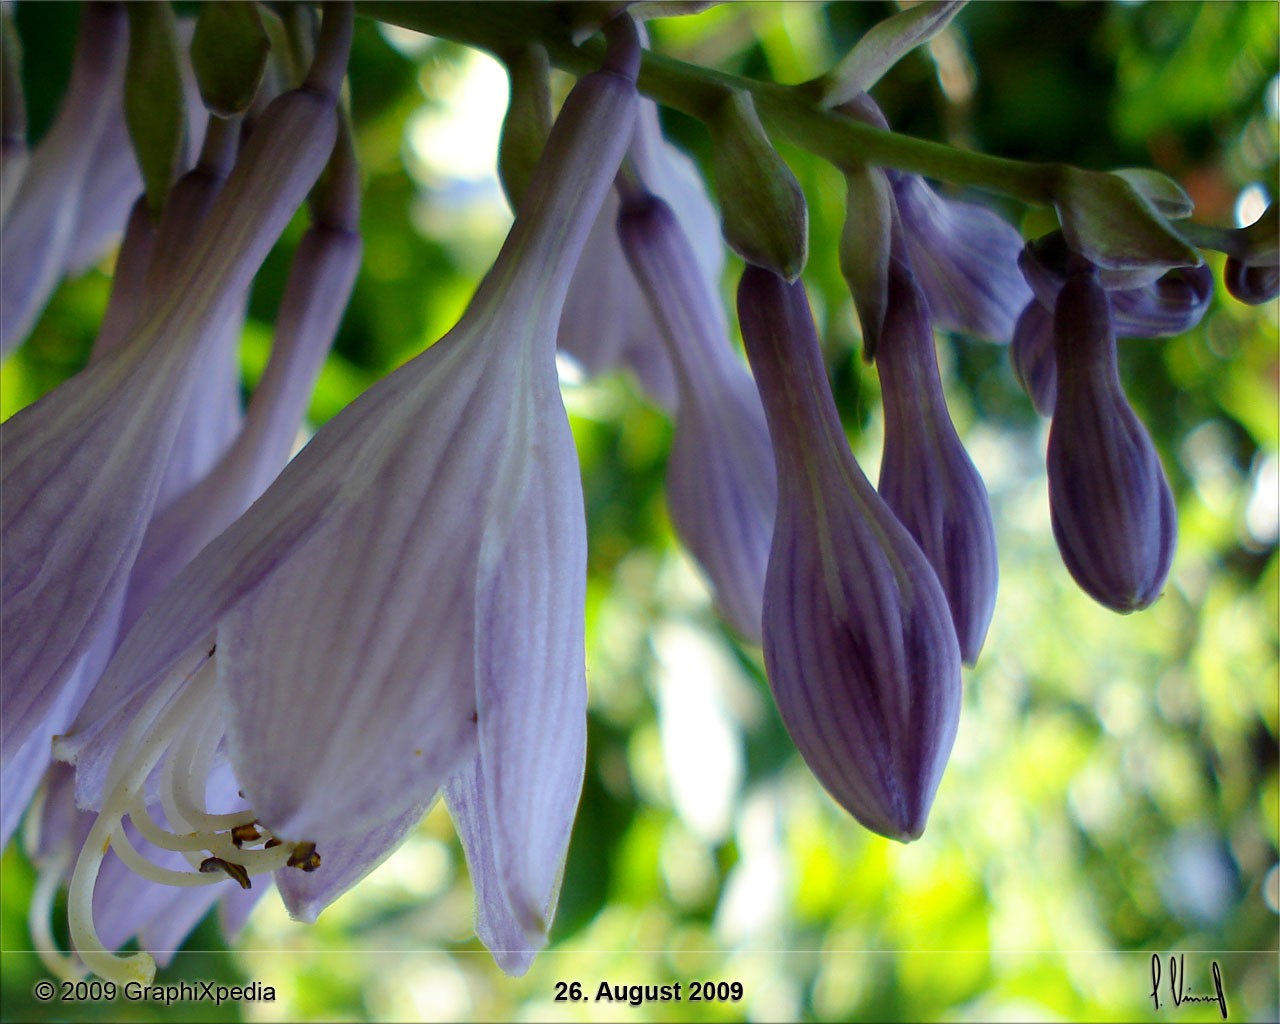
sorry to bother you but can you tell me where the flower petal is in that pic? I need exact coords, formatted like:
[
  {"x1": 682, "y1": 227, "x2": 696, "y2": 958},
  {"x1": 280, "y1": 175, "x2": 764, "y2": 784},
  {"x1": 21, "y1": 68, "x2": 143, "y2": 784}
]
[{"x1": 895, "y1": 174, "x2": 1031, "y2": 342}]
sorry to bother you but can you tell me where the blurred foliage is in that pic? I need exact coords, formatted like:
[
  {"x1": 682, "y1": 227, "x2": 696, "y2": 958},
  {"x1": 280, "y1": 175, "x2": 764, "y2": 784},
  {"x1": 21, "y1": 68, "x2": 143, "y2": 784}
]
[{"x1": 1, "y1": 2, "x2": 1277, "y2": 1022}]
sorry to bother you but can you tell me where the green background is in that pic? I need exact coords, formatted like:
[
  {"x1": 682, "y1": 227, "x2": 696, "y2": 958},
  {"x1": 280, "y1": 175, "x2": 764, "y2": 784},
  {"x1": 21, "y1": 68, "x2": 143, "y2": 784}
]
[{"x1": 1, "y1": 2, "x2": 1276, "y2": 1021}]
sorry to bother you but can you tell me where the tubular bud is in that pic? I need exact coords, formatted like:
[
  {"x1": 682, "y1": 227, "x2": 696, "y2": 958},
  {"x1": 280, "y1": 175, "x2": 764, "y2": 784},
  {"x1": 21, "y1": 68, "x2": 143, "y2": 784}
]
[
  {"x1": 1046, "y1": 269, "x2": 1177, "y2": 612},
  {"x1": 738, "y1": 266, "x2": 961, "y2": 841}
]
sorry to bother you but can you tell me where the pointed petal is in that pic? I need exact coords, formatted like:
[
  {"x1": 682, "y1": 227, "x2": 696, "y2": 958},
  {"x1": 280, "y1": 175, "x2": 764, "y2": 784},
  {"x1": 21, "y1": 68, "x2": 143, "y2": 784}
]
[
  {"x1": 895, "y1": 175, "x2": 1031, "y2": 342},
  {"x1": 471, "y1": 373, "x2": 587, "y2": 939},
  {"x1": 444, "y1": 757, "x2": 542, "y2": 977},
  {"x1": 0, "y1": 3, "x2": 126, "y2": 354},
  {"x1": 276, "y1": 796, "x2": 431, "y2": 924}
]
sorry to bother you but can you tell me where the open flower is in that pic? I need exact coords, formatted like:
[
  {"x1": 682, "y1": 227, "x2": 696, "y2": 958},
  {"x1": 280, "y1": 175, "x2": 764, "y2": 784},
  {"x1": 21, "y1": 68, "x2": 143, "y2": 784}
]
[
  {"x1": 618, "y1": 190, "x2": 776, "y2": 641},
  {"x1": 0, "y1": 3, "x2": 126, "y2": 354},
  {"x1": 837, "y1": 92, "x2": 1030, "y2": 351},
  {"x1": 1047, "y1": 266, "x2": 1177, "y2": 611},
  {"x1": 738, "y1": 266, "x2": 961, "y2": 841},
  {"x1": 876, "y1": 260, "x2": 998, "y2": 665},
  {"x1": 0, "y1": 40, "x2": 344, "y2": 800},
  {"x1": 56, "y1": 25, "x2": 640, "y2": 983}
]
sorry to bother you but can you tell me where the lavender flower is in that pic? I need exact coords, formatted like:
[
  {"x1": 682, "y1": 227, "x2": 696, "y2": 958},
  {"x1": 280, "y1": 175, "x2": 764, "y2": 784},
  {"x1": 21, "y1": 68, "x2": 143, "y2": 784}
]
[
  {"x1": 876, "y1": 261, "x2": 998, "y2": 664},
  {"x1": 838, "y1": 93, "x2": 1030, "y2": 349},
  {"x1": 1020, "y1": 231, "x2": 1213, "y2": 339},
  {"x1": 0, "y1": 3, "x2": 126, "y2": 354},
  {"x1": 738, "y1": 266, "x2": 961, "y2": 841},
  {"x1": 559, "y1": 95, "x2": 723, "y2": 408},
  {"x1": 55, "y1": 24, "x2": 639, "y2": 982},
  {"x1": 1, "y1": 9, "x2": 349, "y2": 831},
  {"x1": 619, "y1": 191, "x2": 776, "y2": 642},
  {"x1": 1047, "y1": 267, "x2": 1177, "y2": 612}
]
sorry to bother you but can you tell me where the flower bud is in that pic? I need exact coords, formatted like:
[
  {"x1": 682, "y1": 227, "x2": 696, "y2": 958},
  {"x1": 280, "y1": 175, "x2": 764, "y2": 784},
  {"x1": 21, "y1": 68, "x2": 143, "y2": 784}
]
[
  {"x1": 738, "y1": 266, "x2": 961, "y2": 841},
  {"x1": 190, "y1": 0, "x2": 271, "y2": 117},
  {"x1": 1047, "y1": 269, "x2": 1176, "y2": 612},
  {"x1": 1223, "y1": 256, "x2": 1279, "y2": 306},
  {"x1": 706, "y1": 88, "x2": 807, "y2": 280},
  {"x1": 876, "y1": 262, "x2": 998, "y2": 664}
]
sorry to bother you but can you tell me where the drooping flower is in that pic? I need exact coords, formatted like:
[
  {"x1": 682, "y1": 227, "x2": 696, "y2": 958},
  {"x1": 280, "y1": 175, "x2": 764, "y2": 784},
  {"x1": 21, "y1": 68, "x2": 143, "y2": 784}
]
[
  {"x1": 559, "y1": 92, "x2": 723, "y2": 408},
  {"x1": 618, "y1": 189, "x2": 776, "y2": 642},
  {"x1": 0, "y1": 2, "x2": 127, "y2": 354},
  {"x1": 1, "y1": 8, "x2": 348, "y2": 823},
  {"x1": 1046, "y1": 266, "x2": 1177, "y2": 612},
  {"x1": 837, "y1": 92, "x2": 1031, "y2": 352},
  {"x1": 737, "y1": 266, "x2": 962, "y2": 841},
  {"x1": 56, "y1": 21, "x2": 640, "y2": 983},
  {"x1": 1020, "y1": 230, "x2": 1213, "y2": 339},
  {"x1": 875, "y1": 260, "x2": 998, "y2": 664}
]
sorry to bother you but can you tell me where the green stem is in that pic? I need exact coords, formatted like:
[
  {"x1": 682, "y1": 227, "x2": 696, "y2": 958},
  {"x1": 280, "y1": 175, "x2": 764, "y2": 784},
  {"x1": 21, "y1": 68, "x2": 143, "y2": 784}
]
[{"x1": 358, "y1": 1, "x2": 1054, "y2": 204}]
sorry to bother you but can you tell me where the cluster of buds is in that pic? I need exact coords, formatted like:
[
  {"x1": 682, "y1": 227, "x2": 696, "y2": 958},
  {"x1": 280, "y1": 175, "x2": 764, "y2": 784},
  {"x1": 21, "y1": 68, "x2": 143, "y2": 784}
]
[{"x1": 0, "y1": 0, "x2": 1273, "y2": 986}]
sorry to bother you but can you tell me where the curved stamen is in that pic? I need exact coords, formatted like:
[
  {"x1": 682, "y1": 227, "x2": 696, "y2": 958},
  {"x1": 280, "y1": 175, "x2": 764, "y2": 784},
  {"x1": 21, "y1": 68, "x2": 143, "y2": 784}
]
[
  {"x1": 68, "y1": 649, "x2": 320, "y2": 983},
  {"x1": 30, "y1": 844, "x2": 87, "y2": 982}
]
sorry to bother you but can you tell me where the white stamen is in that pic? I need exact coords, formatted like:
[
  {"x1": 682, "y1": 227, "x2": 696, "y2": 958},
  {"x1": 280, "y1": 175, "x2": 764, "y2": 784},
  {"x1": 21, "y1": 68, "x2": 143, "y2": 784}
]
[
  {"x1": 30, "y1": 844, "x2": 87, "y2": 981},
  {"x1": 67, "y1": 649, "x2": 314, "y2": 983}
]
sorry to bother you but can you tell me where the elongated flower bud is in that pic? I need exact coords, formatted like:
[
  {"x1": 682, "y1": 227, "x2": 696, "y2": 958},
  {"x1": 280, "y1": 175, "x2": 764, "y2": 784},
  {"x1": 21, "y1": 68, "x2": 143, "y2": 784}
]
[
  {"x1": 738, "y1": 266, "x2": 961, "y2": 841},
  {"x1": 1047, "y1": 269, "x2": 1176, "y2": 612},
  {"x1": 619, "y1": 192, "x2": 776, "y2": 642},
  {"x1": 839, "y1": 161, "x2": 894, "y2": 358},
  {"x1": 876, "y1": 261, "x2": 998, "y2": 664}
]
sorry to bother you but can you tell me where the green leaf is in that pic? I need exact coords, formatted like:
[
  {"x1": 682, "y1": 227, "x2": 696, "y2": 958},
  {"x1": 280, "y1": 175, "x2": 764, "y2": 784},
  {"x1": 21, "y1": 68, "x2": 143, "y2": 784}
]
[
  {"x1": 190, "y1": 0, "x2": 271, "y2": 117},
  {"x1": 124, "y1": 1, "x2": 185, "y2": 216}
]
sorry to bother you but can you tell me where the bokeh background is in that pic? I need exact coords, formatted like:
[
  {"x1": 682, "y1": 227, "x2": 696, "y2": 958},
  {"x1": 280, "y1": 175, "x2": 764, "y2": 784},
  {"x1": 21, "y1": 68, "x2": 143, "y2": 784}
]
[{"x1": 1, "y1": 2, "x2": 1277, "y2": 1021}]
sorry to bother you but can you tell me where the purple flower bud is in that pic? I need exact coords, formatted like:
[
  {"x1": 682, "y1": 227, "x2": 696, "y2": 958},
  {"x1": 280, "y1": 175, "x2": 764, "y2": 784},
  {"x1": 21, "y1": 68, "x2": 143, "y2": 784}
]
[
  {"x1": 1010, "y1": 299, "x2": 1057, "y2": 417},
  {"x1": 738, "y1": 266, "x2": 961, "y2": 842},
  {"x1": 619, "y1": 193, "x2": 776, "y2": 642},
  {"x1": 1047, "y1": 269, "x2": 1177, "y2": 612},
  {"x1": 1224, "y1": 255, "x2": 1280, "y2": 306},
  {"x1": 559, "y1": 96, "x2": 723, "y2": 409},
  {"x1": 876, "y1": 262, "x2": 998, "y2": 665}
]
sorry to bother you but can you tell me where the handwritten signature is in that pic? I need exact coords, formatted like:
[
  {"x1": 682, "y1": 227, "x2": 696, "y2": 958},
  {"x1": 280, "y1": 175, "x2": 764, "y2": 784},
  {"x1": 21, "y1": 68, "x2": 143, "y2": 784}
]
[{"x1": 1150, "y1": 954, "x2": 1228, "y2": 1019}]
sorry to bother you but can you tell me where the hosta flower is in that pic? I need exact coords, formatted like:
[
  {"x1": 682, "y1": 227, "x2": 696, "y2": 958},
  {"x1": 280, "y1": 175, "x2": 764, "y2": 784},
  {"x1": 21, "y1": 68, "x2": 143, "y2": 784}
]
[
  {"x1": 876, "y1": 260, "x2": 998, "y2": 664},
  {"x1": 0, "y1": 2, "x2": 126, "y2": 354},
  {"x1": 618, "y1": 190, "x2": 776, "y2": 642},
  {"x1": 1, "y1": 13, "x2": 347, "y2": 827},
  {"x1": 893, "y1": 173, "x2": 1031, "y2": 343},
  {"x1": 559, "y1": 94, "x2": 723, "y2": 408},
  {"x1": 1020, "y1": 231, "x2": 1213, "y2": 339},
  {"x1": 1047, "y1": 267, "x2": 1176, "y2": 611},
  {"x1": 55, "y1": 27, "x2": 639, "y2": 983},
  {"x1": 737, "y1": 266, "x2": 961, "y2": 841},
  {"x1": 838, "y1": 93, "x2": 1031, "y2": 349},
  {"x1": 1224, "y1": 256, "x2": 1280, "y2": 306}
]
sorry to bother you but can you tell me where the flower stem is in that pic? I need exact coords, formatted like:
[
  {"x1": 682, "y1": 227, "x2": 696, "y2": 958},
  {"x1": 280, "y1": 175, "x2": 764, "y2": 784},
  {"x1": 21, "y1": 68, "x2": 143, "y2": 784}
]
[{"x1": 357, "y1": 1, "x2": 1054, "y2": 205}]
